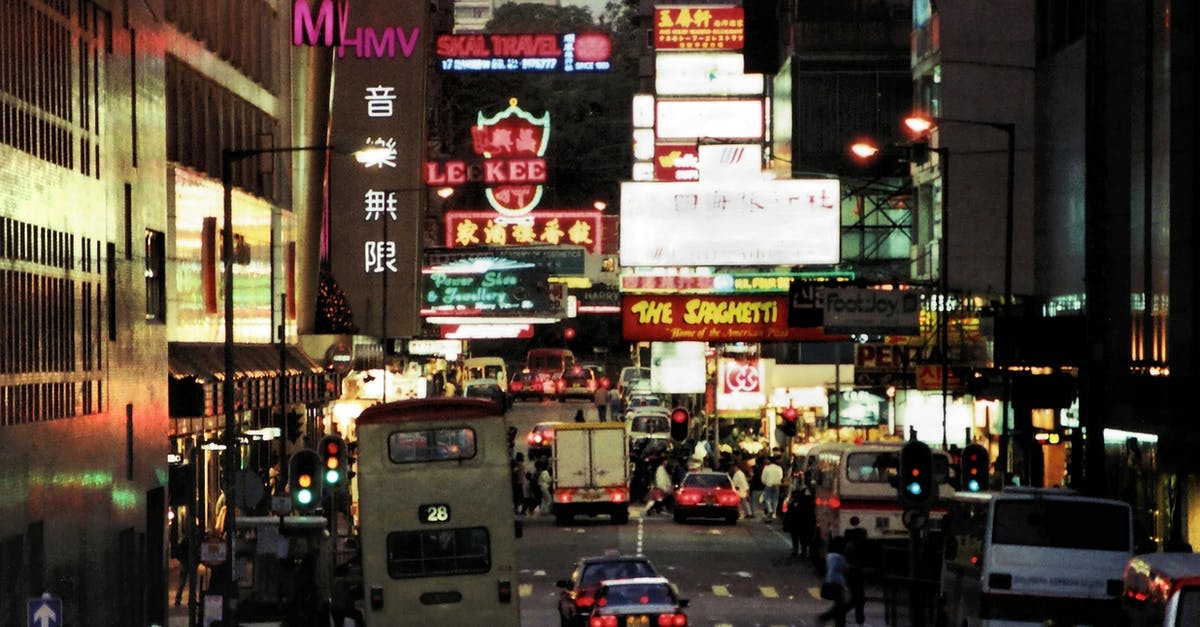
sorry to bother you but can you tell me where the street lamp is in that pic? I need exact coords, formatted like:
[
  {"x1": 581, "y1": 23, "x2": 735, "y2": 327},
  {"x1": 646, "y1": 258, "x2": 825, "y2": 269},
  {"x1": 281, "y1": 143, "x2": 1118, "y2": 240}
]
[
  {"x1": 220, "y1": 143, "x2": 368, "y2": 619},
  {"x1": 849, "y1": 138, "x2": 951, "y2": 449},
  {"x1": 905, "y1": 113, "x2": 1016, "y2": 474}
]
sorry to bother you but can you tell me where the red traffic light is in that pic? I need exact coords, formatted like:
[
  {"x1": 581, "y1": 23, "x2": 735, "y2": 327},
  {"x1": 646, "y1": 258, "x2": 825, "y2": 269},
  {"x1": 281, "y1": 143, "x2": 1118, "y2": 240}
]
[{"x1": 671, "y1": 408, "x2": 689, "y2": 423}]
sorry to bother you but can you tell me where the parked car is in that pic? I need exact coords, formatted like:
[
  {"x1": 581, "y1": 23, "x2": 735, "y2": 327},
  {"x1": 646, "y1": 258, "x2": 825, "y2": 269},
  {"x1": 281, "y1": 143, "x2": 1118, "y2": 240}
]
[
  {"x1": 589, "y1": 577, "x2": 689, "y2": 627},
  {"x1": 673, "y1": 471, "x2": 741, "y2": 524},
  {"x1": 556, "y1": 551, "x2": 660, "y2": 627},
  {"x1": 556, "y1": 365, "x2": 599, "y2": 401}
]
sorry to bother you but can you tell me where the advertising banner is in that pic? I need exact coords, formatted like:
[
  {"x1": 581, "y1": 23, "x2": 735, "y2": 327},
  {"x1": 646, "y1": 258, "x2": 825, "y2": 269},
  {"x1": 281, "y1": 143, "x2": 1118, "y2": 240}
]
[
  {"x1": 820, "y1": 287, "x2": 922, "y2": 335},
  {"x1": 620, "y1": 180, "x2": 840, "y2": 266},
  {"x1": 622, "y1": 294, "x2": 844, "y2": 342},
  {"x1": 420, "y1": 261, "x2": 553, "y2": 317},
  {"x1": 715, "y1": 357, "x2": 765, "y2": 414},
  {"x1": 435, "y1": 32, "x2": 611, "y2": 72},
  {"x1": 653, "y1": 6, "x2": 744, "y2": 51},
  {"x1": 445, "y1": 210, "x2": 604, "y2": 254}
]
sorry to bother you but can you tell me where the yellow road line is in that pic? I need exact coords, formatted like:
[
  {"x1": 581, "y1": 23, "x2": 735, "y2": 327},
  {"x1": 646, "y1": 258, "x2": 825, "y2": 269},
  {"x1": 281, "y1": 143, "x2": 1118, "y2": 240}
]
[
  {"x1": 712, "y1": 584, "x2": 731, "y2": 597},
  {"x1": 759, "y1": 586, "x2": 779, "y2": 598},
  {"x1": 518, "y1": 583, "x2": 533, "y2": 597}
]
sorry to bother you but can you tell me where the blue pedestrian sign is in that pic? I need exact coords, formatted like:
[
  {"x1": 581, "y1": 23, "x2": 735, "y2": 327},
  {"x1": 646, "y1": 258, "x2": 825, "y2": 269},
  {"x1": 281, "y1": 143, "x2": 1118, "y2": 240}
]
[{"x1": 28, "y1": 593, "x2": 61, "y2": 627}]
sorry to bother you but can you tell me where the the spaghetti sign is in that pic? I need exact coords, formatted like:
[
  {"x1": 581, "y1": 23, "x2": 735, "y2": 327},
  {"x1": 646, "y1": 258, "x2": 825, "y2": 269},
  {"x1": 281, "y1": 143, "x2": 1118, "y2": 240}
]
[{"x1": 622, "y1": 295, "x2": 841, "y2": 342}]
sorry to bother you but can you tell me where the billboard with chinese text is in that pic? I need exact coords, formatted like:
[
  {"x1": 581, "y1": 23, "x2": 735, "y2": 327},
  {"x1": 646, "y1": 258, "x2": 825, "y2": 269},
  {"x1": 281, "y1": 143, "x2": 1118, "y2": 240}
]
[
  {"x1": 619, "y1": 180, "x2": 840, "y2": 266},
  {"x1": 445, "y1": 210, "x2": 604, "y2": 254},
  {"x1": 653, "y1": 6, "x2": 744, "y2": 51}
]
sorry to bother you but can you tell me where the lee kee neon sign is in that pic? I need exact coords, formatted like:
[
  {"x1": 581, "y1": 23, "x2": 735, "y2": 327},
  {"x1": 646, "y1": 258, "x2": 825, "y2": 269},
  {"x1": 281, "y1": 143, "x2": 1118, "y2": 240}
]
[
  {"x1": 293, "y1": 0, "x2": 421, "y2": 59},
  {"x1": 424, "y1": 158, "x2": 547, "y2": 186}
]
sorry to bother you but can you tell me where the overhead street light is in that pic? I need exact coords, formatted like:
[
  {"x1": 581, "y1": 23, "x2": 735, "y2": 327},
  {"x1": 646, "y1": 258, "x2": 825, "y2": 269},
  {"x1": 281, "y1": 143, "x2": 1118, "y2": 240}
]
[
  {"x1": 905, "y1": 113, "x2": 1016, "y2": 477},
  {"x1": 851, "y1": 136, "x2": 951, "y2": 450},
  {"x1": 220, "y1": 142, "x2": 378, "y2": 620}
]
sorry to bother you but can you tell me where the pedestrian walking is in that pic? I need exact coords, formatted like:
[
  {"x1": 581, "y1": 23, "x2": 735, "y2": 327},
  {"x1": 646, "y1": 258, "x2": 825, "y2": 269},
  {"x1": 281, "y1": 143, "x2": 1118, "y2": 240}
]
[
  {"x1": 730, "y1": 461, "x2": 752, "y2": 519},
  {"x1": 510, "y1": 453, "x2": 526, "y2": 514},
  {"x1": 783, "y1": 479, "x2": 817, "y2": 557},
  {"x1": 537, "y1": 459, "x2": 553, "y2": 514},
  {"x1": 761, "y1": 455, "x2": 784, "y2": 521},
  {"x1": 747, "y1": 455, "x2": 765, "y2": 520},
  {"x1": 594, "y1": 385, "x2": 610, "y2": 422},
  {"x1": 644, "y1": 457, "x2": 674, "y2": 515},
  {"x1": 844, "y1": 528, "x2": 868, "y2": 625},
  {"x1": 574, "y1": 408, "x2": 585, "y2": 423},
  {"x1": 817, "y1": 536, "x2": 851, "y2": 627}
]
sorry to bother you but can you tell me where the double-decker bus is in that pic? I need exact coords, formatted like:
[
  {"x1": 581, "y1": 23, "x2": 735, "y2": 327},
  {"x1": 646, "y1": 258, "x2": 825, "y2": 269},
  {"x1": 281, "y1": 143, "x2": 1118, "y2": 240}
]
[{"x1": 355, "y1": 397, "x2": 520, "y2": 626}]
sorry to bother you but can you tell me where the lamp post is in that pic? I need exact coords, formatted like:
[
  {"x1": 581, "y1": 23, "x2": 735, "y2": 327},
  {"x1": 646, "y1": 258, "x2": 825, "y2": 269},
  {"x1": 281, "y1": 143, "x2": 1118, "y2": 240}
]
[
  {"x1": 849, "y1": 139, "x2": 950, "y2": 448},
  {"x1": 220, "y1": 143, "x2": 336, "y2": 620},
  {"x1": 905, "y1": 115, "x2": 1015, "y2": 473}
]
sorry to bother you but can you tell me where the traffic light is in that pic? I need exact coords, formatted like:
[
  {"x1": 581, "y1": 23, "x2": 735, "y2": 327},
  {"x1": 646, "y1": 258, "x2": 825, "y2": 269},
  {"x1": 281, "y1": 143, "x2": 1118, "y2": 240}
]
[
  {"x1": 898, "y1": 439, "x2": 935, "y2": 508},
  {"x1": 670, "y1": 407, "x2": 689, "y2": 442},
  {"x1": 961, "y1": 443, "x2": 990, "y2": 492},
  {"x1": 318, "y1": 435, "x2": 348, "y2": 489},
  {"x1": 780, "y1": 407, "x2": 799, "y2": 437},
  {"x1": 288, "y1": 449, "x2": 323, "y2": 513}
]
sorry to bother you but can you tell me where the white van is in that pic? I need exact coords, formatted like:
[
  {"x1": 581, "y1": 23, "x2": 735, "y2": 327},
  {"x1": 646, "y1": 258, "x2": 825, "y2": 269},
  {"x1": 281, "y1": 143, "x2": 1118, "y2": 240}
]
[
  {"x1": 462, "y1": 356, "x2": 508, "y2": 392},
  {"x1": 939, "y1": 487, "x2": 1132, "y2": 626},
  {"x1": 1123, "y1": 553, "x2": 1200, "y2": 626}
]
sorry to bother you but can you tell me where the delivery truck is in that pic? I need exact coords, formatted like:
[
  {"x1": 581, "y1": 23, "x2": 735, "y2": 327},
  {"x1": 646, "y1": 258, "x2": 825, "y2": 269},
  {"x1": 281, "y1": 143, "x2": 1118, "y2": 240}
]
[{"x1": 552, "y1": 422, "x2": 630, "y2": 525}]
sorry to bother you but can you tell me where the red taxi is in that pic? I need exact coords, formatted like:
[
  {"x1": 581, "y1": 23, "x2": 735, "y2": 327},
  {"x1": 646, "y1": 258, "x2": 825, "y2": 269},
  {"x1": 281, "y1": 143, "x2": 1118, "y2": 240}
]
[{"x1": 673, "y1": 471, "x2": 741, "y2": 524}]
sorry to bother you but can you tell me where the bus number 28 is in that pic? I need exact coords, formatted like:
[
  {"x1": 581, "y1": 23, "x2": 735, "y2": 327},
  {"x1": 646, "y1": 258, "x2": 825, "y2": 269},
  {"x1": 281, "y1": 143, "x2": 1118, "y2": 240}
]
[{"x1": 419, "y1": 503, "x2": 451, "y2": 523}]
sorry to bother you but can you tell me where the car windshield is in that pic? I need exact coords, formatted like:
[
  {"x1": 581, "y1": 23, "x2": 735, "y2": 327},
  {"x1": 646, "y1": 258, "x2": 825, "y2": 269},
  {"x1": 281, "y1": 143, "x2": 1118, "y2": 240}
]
[
  {"x1": 682, "y1": 474, "x2": 732, "y2": 489},
  {"x1": 630, "y1": 416, "x2": 668, "y2": 434},
  {"x1": 581, "y1": 561, "x2": 656, "y2": 586},
  {"x1": 599, "y1": 583, "x2": 673, "y2": 607}
]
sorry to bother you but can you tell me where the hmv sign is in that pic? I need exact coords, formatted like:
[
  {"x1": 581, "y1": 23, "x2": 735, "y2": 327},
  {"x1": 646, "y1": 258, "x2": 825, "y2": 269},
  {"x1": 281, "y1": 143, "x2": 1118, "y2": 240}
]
[{"x1": 293, "y1": 0, "x2": 420, "y2": 59}]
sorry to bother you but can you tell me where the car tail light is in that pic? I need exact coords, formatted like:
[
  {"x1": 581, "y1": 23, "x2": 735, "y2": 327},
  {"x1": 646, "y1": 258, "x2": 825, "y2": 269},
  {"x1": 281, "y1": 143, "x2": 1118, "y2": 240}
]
[
  {"x1": 658, "y1": 613, "x2": 687, "y2": 626},
  {"x1": 676, "y1": 489, "x2": 701, "y2": 505},
  {"x1": 717, "y1": 491, "x2": 740, "y2": 506},
  {"x1": 828, "y1": 496, "x2": 841, "y2": 509},
  {"x1": 576, "y1": 594, "x2": 595, "y2": 609},
  {"x1": 605, "y1": 486, "x2": 629, "y2": 503},
  {"x1": 590, "y1": 616, "x2": 617, "y2": 627}
]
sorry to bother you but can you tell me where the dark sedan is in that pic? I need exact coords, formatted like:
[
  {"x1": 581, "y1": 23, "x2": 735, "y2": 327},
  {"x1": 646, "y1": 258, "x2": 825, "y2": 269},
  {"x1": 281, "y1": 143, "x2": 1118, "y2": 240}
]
[
  {"x1": 556, "y1": 551, "x2": 659, "y2": 627},
  {"x1": 588, "y1": 577, "x2": 689, "y2": 627}
]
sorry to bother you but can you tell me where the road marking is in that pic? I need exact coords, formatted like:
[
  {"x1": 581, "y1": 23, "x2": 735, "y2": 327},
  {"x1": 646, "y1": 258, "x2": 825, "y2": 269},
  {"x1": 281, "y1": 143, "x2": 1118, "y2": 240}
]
[
  {"x1": 637, "y1": 516, "x2": 645, "y2": 555},
  {"x1": 712, "y1": 585, "x2": 731, "y2": 597},
  {"x1": 760, "y1": 586, "x2": 779, "y2": 598},
  {"x1": 519, "y1": 583, "x2": 533, "y2": 597}
]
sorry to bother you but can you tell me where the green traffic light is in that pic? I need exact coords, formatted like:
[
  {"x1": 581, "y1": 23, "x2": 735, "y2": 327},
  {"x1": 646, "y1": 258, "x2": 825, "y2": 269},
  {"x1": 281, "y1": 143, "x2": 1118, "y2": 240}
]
[
  {"x1": 296, "y1": 489, "x2": 313, "y2": 505},
  {"x1": 325, "y1": 468, "x2": 341, "y2": 484}
]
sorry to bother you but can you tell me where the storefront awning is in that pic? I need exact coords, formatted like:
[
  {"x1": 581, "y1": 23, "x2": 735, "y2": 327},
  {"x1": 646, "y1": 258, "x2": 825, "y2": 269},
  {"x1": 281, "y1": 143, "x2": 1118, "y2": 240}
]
[{"x1": 168, "y1": 343, "x2": 339, "y2": 418}]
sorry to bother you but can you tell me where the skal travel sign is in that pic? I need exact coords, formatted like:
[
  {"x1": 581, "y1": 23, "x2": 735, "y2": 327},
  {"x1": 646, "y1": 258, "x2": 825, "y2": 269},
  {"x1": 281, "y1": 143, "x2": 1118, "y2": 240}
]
[{"x1": 436, "y1": 32, "x2": 612, "y2": 72}]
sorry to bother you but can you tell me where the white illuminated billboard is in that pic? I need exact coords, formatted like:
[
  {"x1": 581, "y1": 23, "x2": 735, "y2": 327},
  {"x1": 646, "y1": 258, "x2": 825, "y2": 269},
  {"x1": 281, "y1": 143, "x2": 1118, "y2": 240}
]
[
  {"x1": 656, "y1": 52, "x2": 764, "y2": 96},
  {"x1": 619, "y1": 180, "x2": 841, "y2": 267},
  {"x1": 651, "y1": 341, "x2": 707, "y2": 394},
  {"x1": 698, "y1": 144, "x2": 762, "y2": 180},
  {"x1": 632, "y1": 93, "x2": 655, "y2": 128},
  {"x1": 655, "y1": 99, "x2": 763, "y2": 140}
]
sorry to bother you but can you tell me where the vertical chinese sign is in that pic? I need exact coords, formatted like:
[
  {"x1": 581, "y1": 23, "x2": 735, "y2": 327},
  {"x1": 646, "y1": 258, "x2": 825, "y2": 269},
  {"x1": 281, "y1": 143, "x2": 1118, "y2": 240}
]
[{"x1": 314, "y1": 0, "x2": 430, "y2": 339}]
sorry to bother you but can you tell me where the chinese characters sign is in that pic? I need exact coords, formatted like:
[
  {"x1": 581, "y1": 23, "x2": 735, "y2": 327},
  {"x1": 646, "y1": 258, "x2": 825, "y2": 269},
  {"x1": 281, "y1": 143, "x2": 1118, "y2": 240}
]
[
  {"x1": 622, "y1": 295, "x2": 845, "y2": 342},
  {"x1": 436, "y1": 32, "x2": 612, "y2": 72},
  {"x1": 445, "y1": 211, "x2": 603, "y2": 254},
  {"x1": 619, "y1": 179, "x2": 841, "y2": 267},
  {"x1": 472, "y1": 99, "x2": 550, "y2": 215},
  {"x1": 653, "y1": 6, "x2": 744, "y2": 51},
  {"x1": 326, "y1": 0, "x2": 429, "y2": 339}
]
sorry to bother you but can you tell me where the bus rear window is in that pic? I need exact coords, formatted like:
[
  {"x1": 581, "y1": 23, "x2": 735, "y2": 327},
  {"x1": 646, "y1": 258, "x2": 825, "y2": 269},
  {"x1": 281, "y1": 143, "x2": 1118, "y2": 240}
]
[
  {"x1": 992, "y1": 500, "x2": 1129, "y2": 551},
  {"x1": 386, "y1": 527, "x2": 491, "y2": 578},
  {"x1": 389, "y1": 428, "x2": 477, "y2": 463}
]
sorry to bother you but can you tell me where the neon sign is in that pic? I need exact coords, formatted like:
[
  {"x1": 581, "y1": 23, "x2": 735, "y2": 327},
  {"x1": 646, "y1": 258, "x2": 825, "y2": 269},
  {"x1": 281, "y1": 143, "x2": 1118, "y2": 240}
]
[
  {"x1": 471, "y1": 99, "x2": 551, "y2": 215},
  {"x1": 445, "y1": 211, "x2": 603, "y2": 254},
  {"x1": 653, "y1": 6, "x2": 744, "y2": 51},
  {"x1": 293, "y1": 0, "x2": 421, "y2": 59},
  {"x1": 436, "y1": 32, "x2": 611, "y2": 72},
  {"x1": 622, "y1": 295, "x2": 844, "y2": 342}
]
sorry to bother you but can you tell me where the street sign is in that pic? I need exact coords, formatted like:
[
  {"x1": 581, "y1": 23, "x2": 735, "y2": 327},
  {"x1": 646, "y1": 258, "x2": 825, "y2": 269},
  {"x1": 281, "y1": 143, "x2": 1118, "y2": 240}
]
[
  {"x1": 200, "y1": 538, "x2": 227, "y2": 566},
  {"x1": 28, "y1": 593, "x2": 62, "y2": 627}
]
